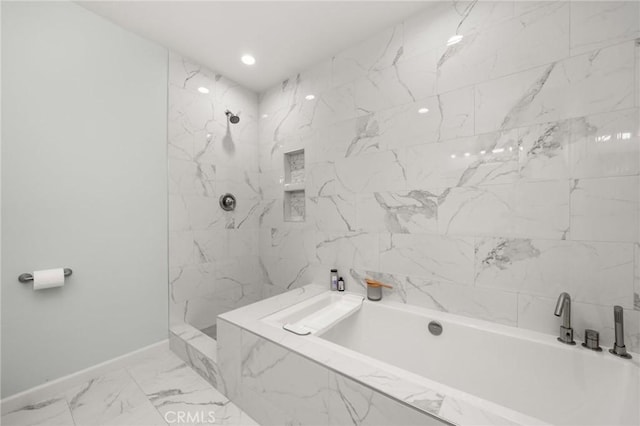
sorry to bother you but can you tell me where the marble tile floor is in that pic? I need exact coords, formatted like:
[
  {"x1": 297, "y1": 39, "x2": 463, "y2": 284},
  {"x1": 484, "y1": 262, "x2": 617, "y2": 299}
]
[{"x1": 1, "y1": 344, "x2": 258, "y2": 426}]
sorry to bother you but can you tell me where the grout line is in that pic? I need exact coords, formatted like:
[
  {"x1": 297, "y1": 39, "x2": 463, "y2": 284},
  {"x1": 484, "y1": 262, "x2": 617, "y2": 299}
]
[{"x1": 123, "y1": 368, "x2": 170, "y2": 426}]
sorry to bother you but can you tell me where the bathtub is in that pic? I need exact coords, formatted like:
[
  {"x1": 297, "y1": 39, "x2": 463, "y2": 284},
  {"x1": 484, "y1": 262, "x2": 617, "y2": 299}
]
[
  {"x1": 320, "y1": 298, "x2": 640, "y2": 425},
  {"x1": 218, "y1": 285, "x2": 640, "y2": 426}
]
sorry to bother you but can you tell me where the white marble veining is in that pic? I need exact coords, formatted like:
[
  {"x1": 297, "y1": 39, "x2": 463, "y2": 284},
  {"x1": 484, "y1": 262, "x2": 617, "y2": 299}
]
[
  {"x1": 379, "y1": 233, "x2": 474, "y2": 285},
  {"x1": 475, "y1": 41, "x2": 635, "y2": 134},
  {"x1": 1, "y1": 342, "x2": 256, "y2": 426},
  {"x1": 169, "y1": 52, "x2": 261, "y2": 331},
  {"x1": 437, "y1": 180, "x2": 570, "y2": 239},
  {"x1": 240, "y1": 330, "x2": 330, "y2": 425},
  {"x1": 128, "y1": 346, "x2": 254, "y2": 426},
  {"x1": 307, "y1": 194, "x2": 357, "y2": 232},
  {"x1": 216, "y1": 320, "x2": 242, "y2": 404},
  {"x1": 402, "y1": 130, "x2": 519, "y2": 188},
  {"x1": 518, "y1": 120, "x2": 570, "y2": 182},
  {"x1": 347, "y1": 268, "x2": 518, "y2": 327},
  {"x1": 332, "y1": 24, "x2": 404, "y2": 87},
  {"x1": 475, "y1": 237, "x2": 635, "y2": 308},
  {"x1": 354, "y1": 51, "x2": 437, "y2": 114},
  {"x1": 328, "y1": 372, "x2": 442, "y2": 426},
  {"x1": 1, "y1": 398, "x2": 75, "y2": 426},
  {"x1": 570, "y1": 176, "x2": 639, "y2": 242},
  {"x1": 569, "y1": 1, "x2": 639, "y2": 56},
  {"x1": 64, "y1": 369, "x2": 165, "y2": 426},
  {"x1": 402, "y1": 1, "x2": 515, "y2": 61},
  {"x1": 356, "y1": 191, "x2": 439, "y2": 234},
  {"x1": 435, "y1": 2, "x2": 569, "y2": 94},
  {"x1": 315, "y1": 231, "x2": 379, "y2": 273},
  {"x1": 256, "y1": 0, "x2": 639, "y2": 357}
]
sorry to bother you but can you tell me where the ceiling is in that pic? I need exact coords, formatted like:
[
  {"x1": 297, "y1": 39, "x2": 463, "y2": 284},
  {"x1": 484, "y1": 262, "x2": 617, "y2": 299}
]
[{"x1": 79, "y1": 1, "x2": 432, "y2": 93}]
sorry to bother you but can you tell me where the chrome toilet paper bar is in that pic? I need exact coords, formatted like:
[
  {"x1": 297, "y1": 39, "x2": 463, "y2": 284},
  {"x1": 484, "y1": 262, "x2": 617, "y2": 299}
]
[{"x1": 18, "y1": 268, "x2": 73, "y2": 283}]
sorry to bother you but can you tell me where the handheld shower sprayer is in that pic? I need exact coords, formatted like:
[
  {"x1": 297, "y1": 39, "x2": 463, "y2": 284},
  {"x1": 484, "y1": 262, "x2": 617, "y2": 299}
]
[{"x1": 609, "y1": 306, "x2": 631, "y2": 359}]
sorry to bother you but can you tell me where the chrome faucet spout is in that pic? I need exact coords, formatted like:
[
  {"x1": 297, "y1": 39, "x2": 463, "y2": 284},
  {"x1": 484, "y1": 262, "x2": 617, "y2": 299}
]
[
  {"x1": 554, "y1": 292, "x2": 571, "y2": 328},
  {"x1": 554, "y1": 292, "x2": 575, "y2": 345}
]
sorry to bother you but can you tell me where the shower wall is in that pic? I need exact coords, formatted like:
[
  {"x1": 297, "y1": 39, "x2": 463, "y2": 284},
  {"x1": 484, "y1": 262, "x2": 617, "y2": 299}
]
[
  {"x1": 168, "y1": 53, "x2": 261, "y2": 330},
  {"x1": 258, "y1": 1, "x2": 640, "y2": 350}
]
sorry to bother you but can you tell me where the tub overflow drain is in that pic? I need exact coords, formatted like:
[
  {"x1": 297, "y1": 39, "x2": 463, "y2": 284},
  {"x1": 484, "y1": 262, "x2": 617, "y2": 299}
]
[{"x1": 428, "y1": 321, "x2": 443, "y2": 336}]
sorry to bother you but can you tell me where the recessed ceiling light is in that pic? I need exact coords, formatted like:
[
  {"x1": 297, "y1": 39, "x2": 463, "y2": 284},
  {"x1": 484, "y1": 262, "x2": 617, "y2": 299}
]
[
  {"x1": 305, "y1": 94, "x2": 315, "y2": 100},
  {"x1": 447, "y1": 35, "x2": 463, "y2": 46},
  {"x1": 418, "y1": 107, "x2": 429, "y2": 114},
  {"x1": 241, "y1": 54, "x2": 256, "y2": 65},
  {"x1": 197, "y1": 87, "x2": 210, "y2": 94}
]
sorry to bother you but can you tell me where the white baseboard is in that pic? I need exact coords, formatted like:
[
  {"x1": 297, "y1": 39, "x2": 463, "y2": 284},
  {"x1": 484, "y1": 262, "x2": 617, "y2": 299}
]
[{"x1": 0, "y1": 339, "x2": 168, "y2": 415}]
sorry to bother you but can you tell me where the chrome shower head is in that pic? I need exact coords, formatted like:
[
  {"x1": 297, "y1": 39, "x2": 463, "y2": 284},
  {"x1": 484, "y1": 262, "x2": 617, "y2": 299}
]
[{"x1": 225, "y1": 110, "x2": 240, "y2": 124}]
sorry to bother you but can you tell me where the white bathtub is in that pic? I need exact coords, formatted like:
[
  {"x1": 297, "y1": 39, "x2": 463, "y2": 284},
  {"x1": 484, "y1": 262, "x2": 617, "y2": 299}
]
[
  {"x1": 318, "y1": 297, "x2": 640, "y2": 426},
  {"x1": 221, "y1": 286, "x2": 640, "y2": 425}
]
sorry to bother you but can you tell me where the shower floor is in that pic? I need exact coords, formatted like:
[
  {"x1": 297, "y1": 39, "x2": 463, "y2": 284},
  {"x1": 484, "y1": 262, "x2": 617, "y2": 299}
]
[{"x1": 200, "y1": 324, "x2": 217, "y2": 340}]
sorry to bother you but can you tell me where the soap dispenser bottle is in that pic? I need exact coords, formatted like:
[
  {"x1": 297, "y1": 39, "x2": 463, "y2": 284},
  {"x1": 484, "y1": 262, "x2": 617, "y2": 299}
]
[
  {"x1": 330, "y1": 269, "x2": 338, "y2": 291},
  {"x1": 337, "y1": 277, "x2": 345, "y2": 292}
]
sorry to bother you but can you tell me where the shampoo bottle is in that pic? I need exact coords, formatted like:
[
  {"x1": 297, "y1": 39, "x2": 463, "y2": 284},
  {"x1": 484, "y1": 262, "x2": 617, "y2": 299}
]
[{"x1": 330, "y1": 269, "x2": 338, "y2": 291}]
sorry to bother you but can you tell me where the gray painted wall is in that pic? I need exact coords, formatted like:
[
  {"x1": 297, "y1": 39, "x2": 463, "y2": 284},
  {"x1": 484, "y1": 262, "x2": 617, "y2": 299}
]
[{"x1": 1, "y1": 1, "x2": 168, "y2": 397}]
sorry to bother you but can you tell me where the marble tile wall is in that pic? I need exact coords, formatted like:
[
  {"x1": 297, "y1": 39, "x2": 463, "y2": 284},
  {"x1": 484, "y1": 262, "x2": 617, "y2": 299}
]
[
  {"x1": 257, "y1": 1, "x2": 640, "y2": 349},
  {"x1": 168, "y1": 53, "x2": 261, "y2": 330}
]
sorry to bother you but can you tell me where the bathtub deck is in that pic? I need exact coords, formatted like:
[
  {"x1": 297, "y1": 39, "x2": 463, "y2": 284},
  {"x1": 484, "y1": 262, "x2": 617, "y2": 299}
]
[{"x1": 217, "y1": 284, "x2": 545, "y2": 426}]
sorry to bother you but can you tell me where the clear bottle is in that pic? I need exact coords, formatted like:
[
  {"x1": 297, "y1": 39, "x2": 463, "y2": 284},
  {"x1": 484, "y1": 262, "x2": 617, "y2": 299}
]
[
  {"x1": 337, "y1": 277, "x2": 345, "y2": 292},
  {"x1": 330, "y1": 269, "x2": 338, "y2": 291}
]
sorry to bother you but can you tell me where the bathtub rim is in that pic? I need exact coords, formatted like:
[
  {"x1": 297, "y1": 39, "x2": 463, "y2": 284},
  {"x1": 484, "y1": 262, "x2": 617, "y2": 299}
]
[
  {"x1": 324, "y1": 292, "x2": 640, "y2": 365},
  {"x1": 220, "y1": 284, "x2": 587, "y2": 425}
]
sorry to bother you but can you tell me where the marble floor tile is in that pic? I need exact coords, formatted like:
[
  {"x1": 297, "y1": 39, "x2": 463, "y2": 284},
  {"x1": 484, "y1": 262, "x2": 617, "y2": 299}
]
[
  {"x1": 1, "y1": 397, "x2": 74, "y2": 426},
  {"x1": 128, "y1": 346, "x2": 256, "y2": 426},
  {"x1": 4, "y1": 344, "x2": 257, "y2": 426},
  {"x1": 64, "y1": 369, "x2": 166, "y2": 426}
]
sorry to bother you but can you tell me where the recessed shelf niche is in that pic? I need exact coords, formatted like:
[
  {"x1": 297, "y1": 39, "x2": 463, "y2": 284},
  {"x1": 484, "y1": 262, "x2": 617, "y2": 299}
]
[{"x1": 283, "y1": 149, "x2": 305, "y2": 222}]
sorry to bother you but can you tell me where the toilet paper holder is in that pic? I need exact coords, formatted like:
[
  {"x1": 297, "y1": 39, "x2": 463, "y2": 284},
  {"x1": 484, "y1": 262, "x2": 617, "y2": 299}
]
[{"x1": 18, "y1": 268, "x2": 73, "y2": 283}]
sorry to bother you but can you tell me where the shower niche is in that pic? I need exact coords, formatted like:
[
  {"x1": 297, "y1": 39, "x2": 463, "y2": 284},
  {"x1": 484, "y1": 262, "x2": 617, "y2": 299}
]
[{"x1": 283, "y1": 149, "x2": 305, "y2": 222}]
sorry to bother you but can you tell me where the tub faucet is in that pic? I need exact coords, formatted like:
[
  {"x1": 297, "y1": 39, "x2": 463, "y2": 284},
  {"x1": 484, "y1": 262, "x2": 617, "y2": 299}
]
[
  {"x1": 554, "y1": 292, "x2": 575, "y2": 345},
  {"x1": 609, "y1": 306, "x2": 632, "y2": 359}
]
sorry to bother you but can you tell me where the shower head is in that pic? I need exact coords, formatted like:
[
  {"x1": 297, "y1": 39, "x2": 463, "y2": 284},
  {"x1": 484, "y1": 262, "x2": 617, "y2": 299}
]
[{"x1": 225, "y1": 110, "x2": 240, "y2": 124}]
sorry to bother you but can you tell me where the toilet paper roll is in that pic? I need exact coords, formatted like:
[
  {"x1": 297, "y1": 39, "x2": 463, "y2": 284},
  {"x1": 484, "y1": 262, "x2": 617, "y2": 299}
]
[{"x1": 33, "y1": 268, "x2": 65, "y2": 290}]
